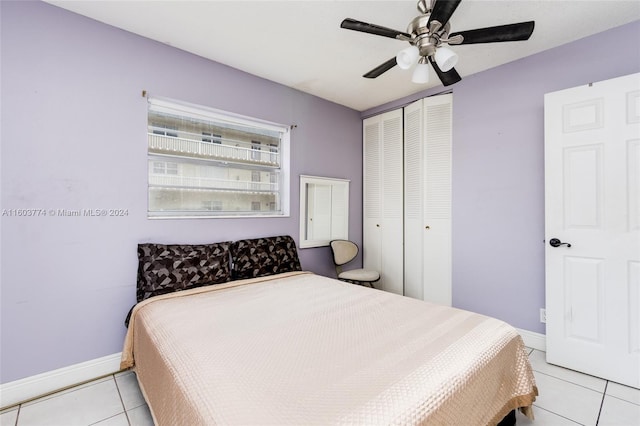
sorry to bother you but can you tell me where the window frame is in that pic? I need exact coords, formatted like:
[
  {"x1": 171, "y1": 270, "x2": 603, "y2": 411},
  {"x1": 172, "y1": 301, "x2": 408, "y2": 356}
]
[{"x1": 147, "y1": 97, "x2": 290, "y2": 219}]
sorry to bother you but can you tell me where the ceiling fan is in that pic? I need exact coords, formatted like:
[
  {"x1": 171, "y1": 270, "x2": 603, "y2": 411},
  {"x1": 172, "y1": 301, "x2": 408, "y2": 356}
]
[{"x1": 340, "y1": 0, "x2": 535, "y2": 86}]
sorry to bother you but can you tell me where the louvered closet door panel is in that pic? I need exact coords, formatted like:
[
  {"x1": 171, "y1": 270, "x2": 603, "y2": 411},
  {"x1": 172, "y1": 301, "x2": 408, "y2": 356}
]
[
  {"x1": 363, "y1": 109, "x2": 404, "y2": 295},
  {"x1": 381, "y1": 111, "x2": 404, "y2": 295},
  {"x1": 423, "y1": 94, "x2": 453, "y2": 306},
  {"x1": 363, "y1": 118, "x2": 382, "y2": 276},
  {"x1": 404, "y1": 99, "x2": 424, "y2": 299}
]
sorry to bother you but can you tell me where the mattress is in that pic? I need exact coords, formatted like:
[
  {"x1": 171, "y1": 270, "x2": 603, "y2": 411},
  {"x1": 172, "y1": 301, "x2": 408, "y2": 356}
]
[{"x1": 121, "y1": 271, "x2": 537, "y2": 425}]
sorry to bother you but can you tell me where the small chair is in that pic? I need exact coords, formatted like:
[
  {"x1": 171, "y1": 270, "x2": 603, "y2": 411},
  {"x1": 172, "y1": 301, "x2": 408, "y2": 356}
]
[{"x1": 330, "y1": 240, "x2": 380, "y2": 288}]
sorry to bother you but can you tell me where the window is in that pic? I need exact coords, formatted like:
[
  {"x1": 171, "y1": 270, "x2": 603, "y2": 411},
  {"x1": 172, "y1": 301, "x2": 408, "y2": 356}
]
[
  {"x1": 147, "y1": 97, "x2": 290, "y2": 218},
  {"x1": 202, "y1": 200, "x2": 223, "y2": 211},
  {"x1": 166, "y1": 162, "x2": 178, "y2": 175},
  {"x1": 251, "y1": 141, "x2": 261, "y2": 161},
  {"x1": 251, "y1": 170, "x2": 261, "y2": 190},
  {"x1": 153, "y1": 162, "x2": 165, "y2": 174},
  {"x1": 269, "y1": 143, "x2": 278, "y2": 163},
  {"x1": 153, "y1": 161, "x2": 178, "y2": 175},
  {"x1": 202, "y1": 132, "x2": 222, "y2": 144},
  {"x1": 151, "y1": 124, "x2": 178, "y2": 138}
]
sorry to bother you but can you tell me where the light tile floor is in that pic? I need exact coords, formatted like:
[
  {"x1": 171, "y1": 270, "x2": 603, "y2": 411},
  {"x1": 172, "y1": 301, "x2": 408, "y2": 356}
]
[
  {"x1": 1, "y1": 349, "x2": 639, "y2": 425},
  {"x1": 1, "y1": 371, "x2": 152, "y2": 426}
]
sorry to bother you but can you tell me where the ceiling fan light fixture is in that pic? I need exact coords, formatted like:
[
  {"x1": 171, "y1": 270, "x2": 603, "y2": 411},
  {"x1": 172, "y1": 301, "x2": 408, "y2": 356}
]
[
  {"x1": 411, "y1": 57, "x2": 430, "y2": 84},
  {"x1": 396, "y1": 45, "x2": 419, "y2": 70},
  {"x1": 341, "y1": 0, "x2": 535, "y2": 86},
  {"x1": 434, "y1": 46, "x2": 458, "y2": 72}
]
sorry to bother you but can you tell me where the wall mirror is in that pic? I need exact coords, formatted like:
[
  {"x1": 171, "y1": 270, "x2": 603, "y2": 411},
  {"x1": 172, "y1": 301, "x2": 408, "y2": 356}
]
[{"x1": 299, "y1": 175, "x2": 349, "y2": 248}]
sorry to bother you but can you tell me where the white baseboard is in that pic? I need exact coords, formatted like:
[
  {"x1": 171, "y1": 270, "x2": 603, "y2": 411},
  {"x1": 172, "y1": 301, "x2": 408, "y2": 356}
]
[
  {"x1": 517, "y1": 328, "x2": 546, "y2": 352},
  {"x1": 0, "y1": 352, "x2": 122, "y2": 409}
]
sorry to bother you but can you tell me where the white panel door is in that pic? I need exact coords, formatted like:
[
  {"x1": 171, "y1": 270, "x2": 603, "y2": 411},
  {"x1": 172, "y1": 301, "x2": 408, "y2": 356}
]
[
  {"x1": 363, "y1": 109, "x2": 404, "y2": 295},
  {"x1": 545, "y1": 73, "x2": 640, "y2": 388}
]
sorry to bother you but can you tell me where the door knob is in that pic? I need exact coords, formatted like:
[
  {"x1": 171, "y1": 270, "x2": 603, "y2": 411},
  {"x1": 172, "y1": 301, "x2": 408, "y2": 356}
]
[{"x1": 549, "y1": 238, "x2": 571, "y2": 248}]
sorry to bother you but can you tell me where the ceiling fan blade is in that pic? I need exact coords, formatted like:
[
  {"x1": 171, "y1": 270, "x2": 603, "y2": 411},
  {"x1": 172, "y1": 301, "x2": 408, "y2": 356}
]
[
  {"x1": 449, "y1": 21, "x2": 535, "y2": 44},
  {"x1": 429, "y1": 56, "x2": 461, "y2": 86},
  {"x1": 341, "y1": 18, "x2": 410, "y2": 39},
  {"x1": 363, "y1": 57, "x2": 398, "y2": 78},
  {"x1": 427, "y1": 0, "x2": 463, "y2": 30}
]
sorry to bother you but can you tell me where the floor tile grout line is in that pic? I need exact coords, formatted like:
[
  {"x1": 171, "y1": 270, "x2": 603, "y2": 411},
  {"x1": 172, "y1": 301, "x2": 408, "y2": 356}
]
[
  {"x1": 602, "y1": 380, "x2": 640, "y2": 406},
  {"x1": 532, "y1": 405, "x2": 585, "y2": 425},
  {"x1": 595, "y1": 381, "x2": 608, "y2": 425},
  {"x1": 532, "y1": 369, "x2": 608, "y2": 394},
  {"x1": 531, "y1": 350, "x2": 640, "y2": 406},
  {"x1": 13, "y1": 404, "x2": 20, "y2": 426},
  {"x1": 603, "y1": 392, "x2": 640, "y2": 406},
  {"x1": 530, "y1": 351, "x2": 610, "y2": 384},
  {"x1": 87, "y1": 412, "x2": 128, "y2": 426},
  {"x1": 113, "y1": 373, "x2": 132, "y2": 426}
]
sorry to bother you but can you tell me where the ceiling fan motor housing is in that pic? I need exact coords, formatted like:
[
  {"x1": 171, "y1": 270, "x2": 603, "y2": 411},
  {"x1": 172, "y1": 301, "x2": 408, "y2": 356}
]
[{"x1": 407, "y1": 14, "x2": 450, "y2": 57}]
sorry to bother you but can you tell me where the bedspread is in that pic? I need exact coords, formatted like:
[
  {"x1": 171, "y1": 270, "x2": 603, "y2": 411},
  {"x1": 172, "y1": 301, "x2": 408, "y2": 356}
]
[{"x1": 121, "y1": 271, "x2": 537, "y2": 425}]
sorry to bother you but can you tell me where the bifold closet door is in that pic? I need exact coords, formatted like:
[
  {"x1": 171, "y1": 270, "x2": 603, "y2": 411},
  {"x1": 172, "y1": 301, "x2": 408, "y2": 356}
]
[
  {"x1": 363, "y1": 109, "x2": 404, "y2": 295},
  {"x1": 404, "y1": 94, "x2": 453, "y2": 305},
  {"x1": 404, "y1": 99, "x2": 425, "y2": 300}
]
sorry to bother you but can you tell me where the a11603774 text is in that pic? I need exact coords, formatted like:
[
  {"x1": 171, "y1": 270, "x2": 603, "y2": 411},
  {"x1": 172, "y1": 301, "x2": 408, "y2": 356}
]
[{"x1": 1, "y1": 208, "x2": 129, "y2": 217}]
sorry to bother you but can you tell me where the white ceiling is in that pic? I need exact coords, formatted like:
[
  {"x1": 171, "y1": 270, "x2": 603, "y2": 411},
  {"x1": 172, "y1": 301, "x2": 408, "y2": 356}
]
[{"x1": 45, "y1": 0, "x2": 640, "y2": 111}]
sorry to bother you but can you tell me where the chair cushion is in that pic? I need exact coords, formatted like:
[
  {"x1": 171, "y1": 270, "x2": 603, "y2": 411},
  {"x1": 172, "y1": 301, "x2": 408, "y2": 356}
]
[
  {"x1": 331, "y1": 240, "x2": 358, "y2": 265},
  {"x1": 338, "y1": 269, "x2": 380, "y2": 282}
]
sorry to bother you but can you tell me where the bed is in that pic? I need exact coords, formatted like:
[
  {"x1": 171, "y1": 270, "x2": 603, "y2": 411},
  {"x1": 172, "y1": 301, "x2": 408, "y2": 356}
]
[{"x1": 121, "y1": 235, "x2": 537, "y2": 425}]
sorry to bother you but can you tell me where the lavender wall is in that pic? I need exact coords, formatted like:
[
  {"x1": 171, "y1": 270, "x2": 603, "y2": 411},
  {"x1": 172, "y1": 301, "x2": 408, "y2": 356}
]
[
  {"x1": 365, "y1": 20, "x2": 640, "y2": 334},
  {"x1": 0, "y1": 1, "x2": 362, "y2": 383}
]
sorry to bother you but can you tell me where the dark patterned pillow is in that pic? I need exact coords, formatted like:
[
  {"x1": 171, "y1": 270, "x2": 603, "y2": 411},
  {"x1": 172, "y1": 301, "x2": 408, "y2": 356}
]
[
  {"x1": 231, "y1": 235, "x2": 301, "y2": 280},
  {"x1": 136, "y1": 242, "x2": 232, "y2": 302}
]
